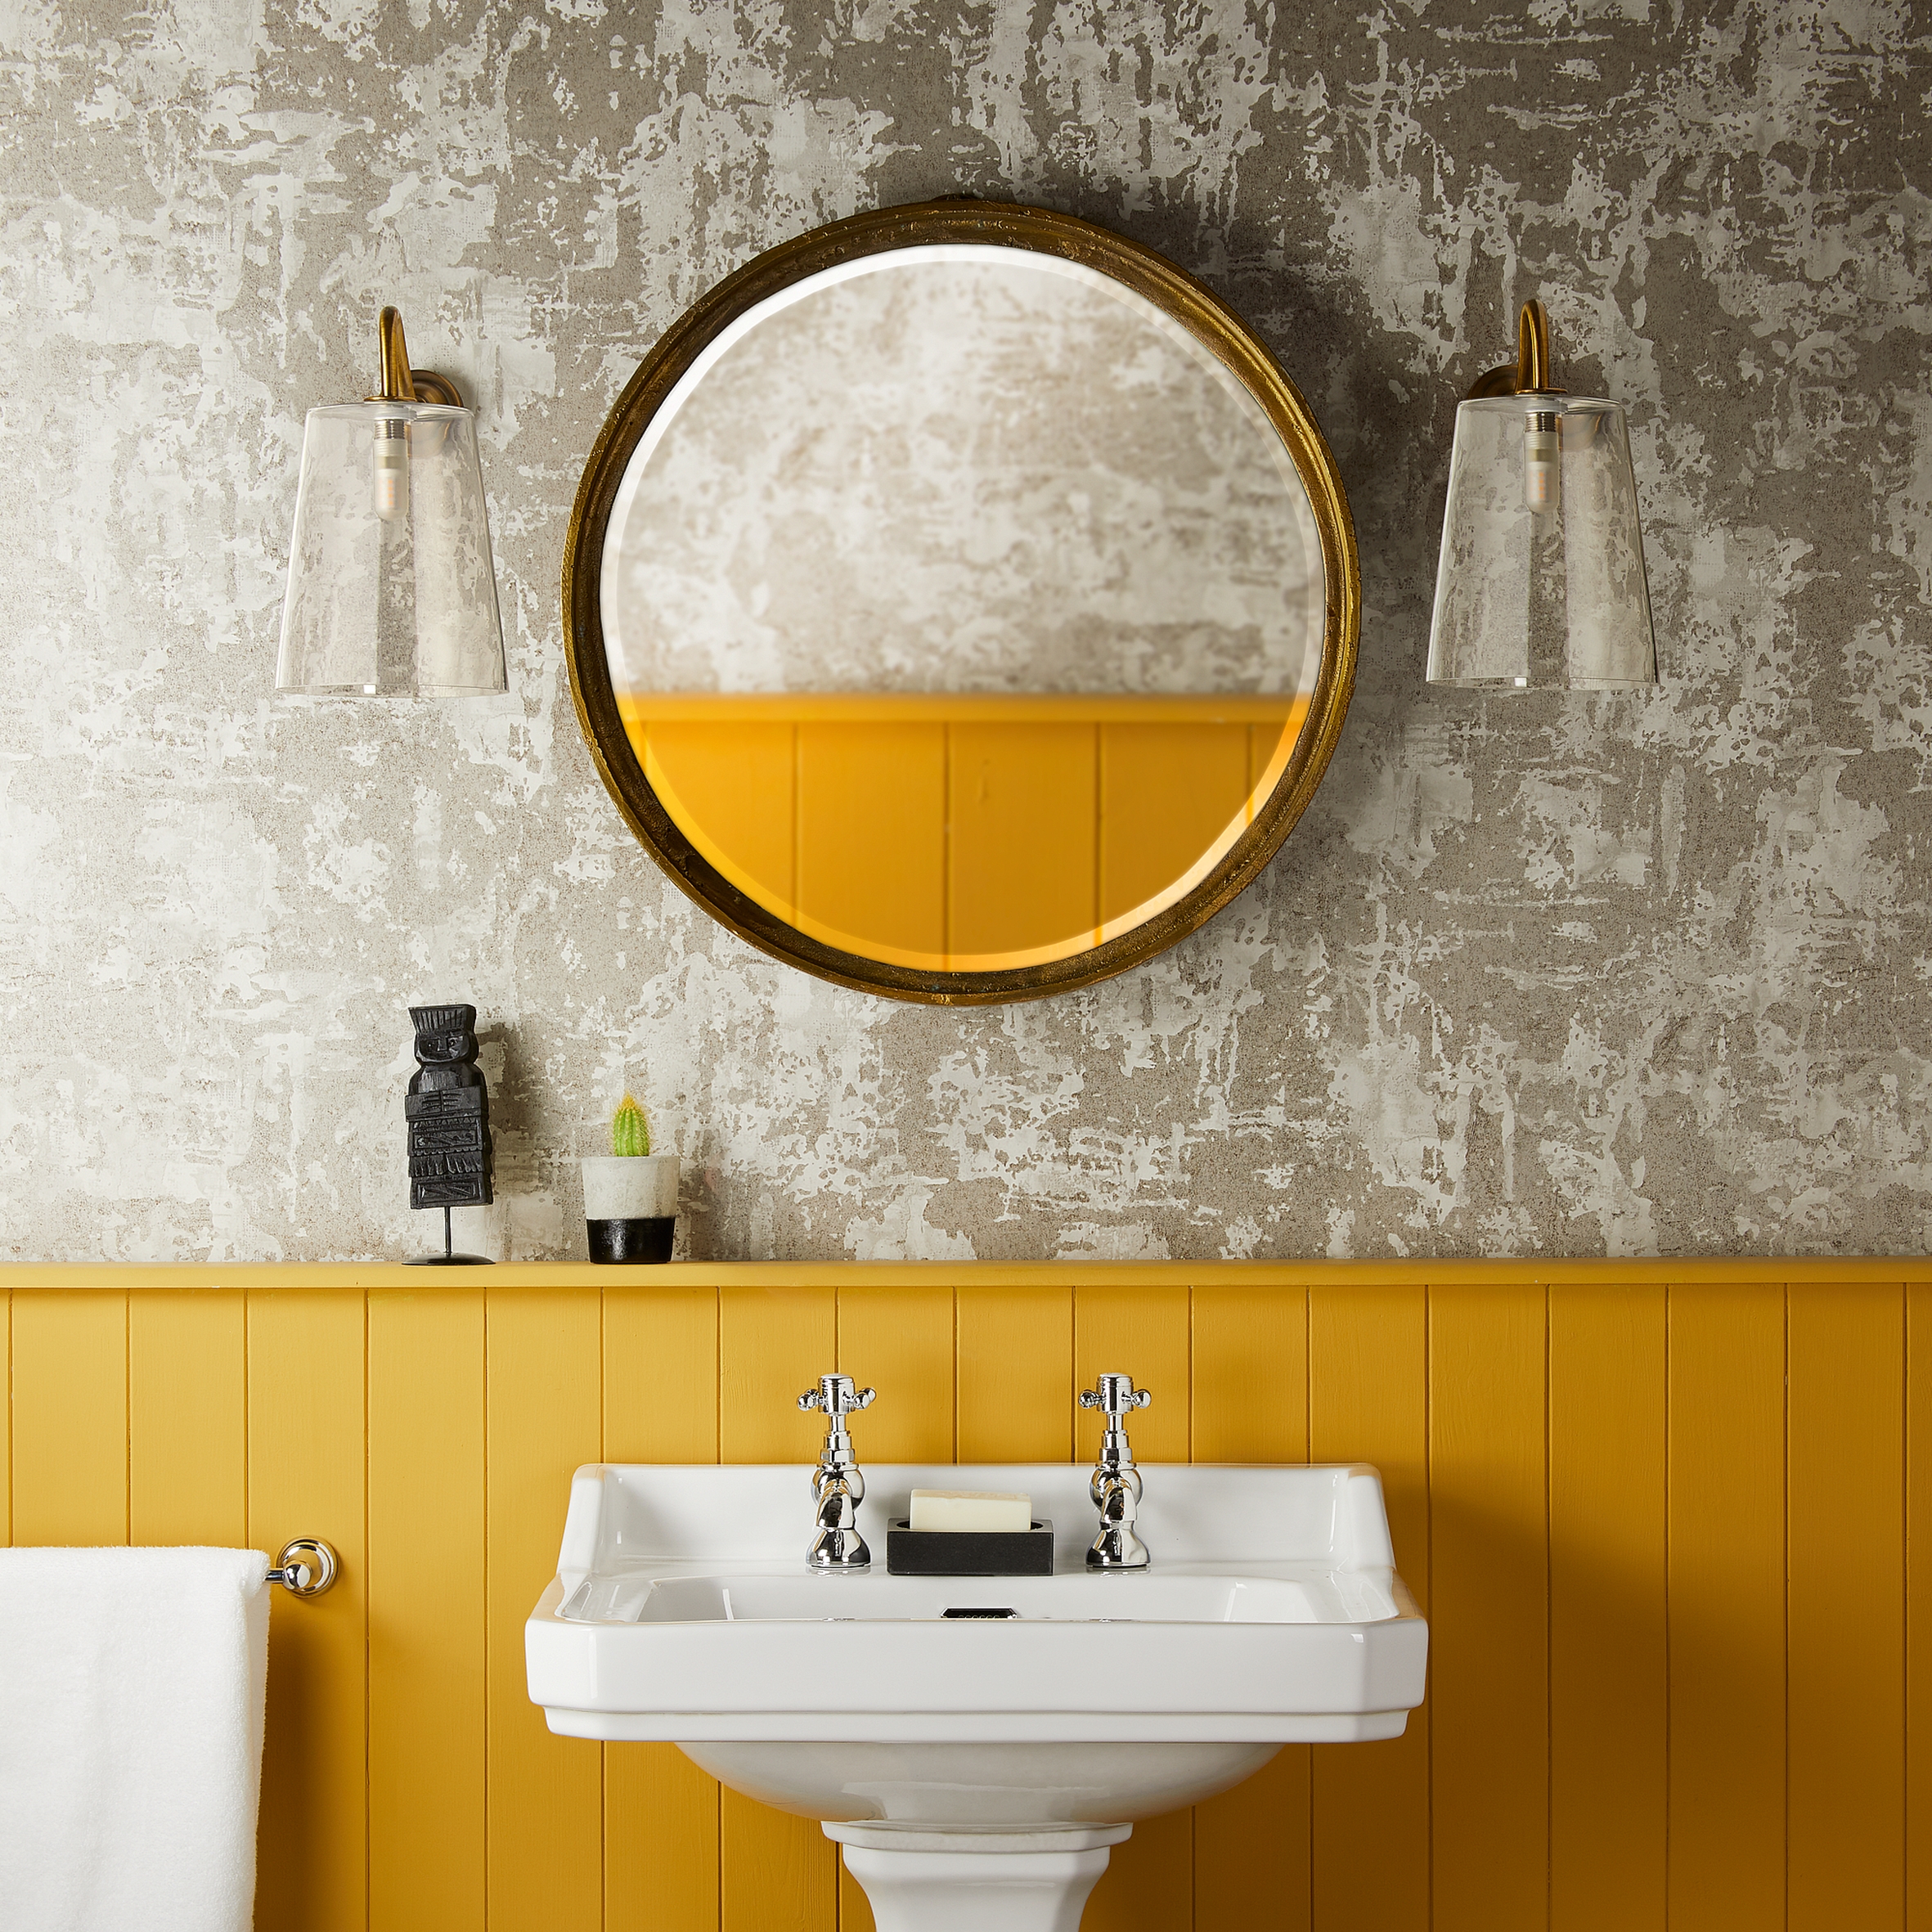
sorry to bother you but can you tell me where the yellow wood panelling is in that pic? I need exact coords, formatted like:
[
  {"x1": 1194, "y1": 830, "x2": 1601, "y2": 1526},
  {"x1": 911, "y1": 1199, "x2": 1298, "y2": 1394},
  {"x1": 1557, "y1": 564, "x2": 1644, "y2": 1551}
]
[
  {"x1": 1548, "y1": 1281, "x2": 1666, "y2": 1931},
  {"x1": 249, "y1": 1289, "x2": 368, "y2": 1932},
  {"x1": 5, "y1": 1259, "x2": 1930, "y2": 1932},
  {"x1": 949, "y1": 720, "x2": 1098, "y2": 961},
  {"x1": 958, "y1": 1279, "x2": 1072, "y2": 1461},
  {"x1": 722, "y1": 1784, "x2": 835, "y2": 1932},
  {"x1": 1789, "y1": 1280, "x2": 1906, "y2": 1928},
  {"x1": 368, "y1": 1289, "x2": 486, "y2": 1932},
  {"x1": 1076, "y1": 1281, "x2": 1193, "y2": 1926},
  {"x1": 605, "y1": 1283, "x2": 721, "y2": 1932},
  {"x1": 719, "y1": 1281, "x2": 840, "y2": 1930},
  {"x1": 1307, "y1": 1283, "x2": 1429, "y2": 1931},
  {"x1": 1, "y1": 1292, "x2": 9, "y2": 1545},
  {"x1": 13, "y1": 1288, "x2": 128, "y2": 1546},
  {"x1": 837, "y1": 1280, "x2": 954, "y2": 1461},
  {"x1": 797, "y1": 721, "x2": 947, "y2": 964},
  {"x1": 1073, "y1": 1279, "x2": 1190, "y2": 1464},
  {"x1": 1430, "y1": 1283, "x2": 1548, "y2": 1932},
  {"x1": 722, "y1": 1281, "x2": 838, "y2": 1463},
  {"x1": 1193, "y1": 1282, "x2": 1312, "y2": 1932},
  {"x1": 624, "y1": 699, "x2": 1310, "y2": 972},
  {"x1": 130, "y1": 1288, "x2": 245, "y2": 1545},
  {"x1": 1910, "y1": 1283, "x2": 1932, "y2": 1932},
  {"x1": 1097, "y1": 721, "x2": 1250, "y2": 929},
  {"x1": 1668, "y1": 1279, "x2": 1786, "y2": 1928},
  {"x1": 487, "y1": 1290, "x2": 604, "y2": 1929},
  {"x1": 645, "y1": 720, "x2": 798, "y2": 920}
]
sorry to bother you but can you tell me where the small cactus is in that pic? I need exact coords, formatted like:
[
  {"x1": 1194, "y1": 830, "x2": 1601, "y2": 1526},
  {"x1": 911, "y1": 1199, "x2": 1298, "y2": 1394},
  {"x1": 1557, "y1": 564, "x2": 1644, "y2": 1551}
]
[{"x1": 610, "y1": 1092, "x2": 650, "y2": 1158}]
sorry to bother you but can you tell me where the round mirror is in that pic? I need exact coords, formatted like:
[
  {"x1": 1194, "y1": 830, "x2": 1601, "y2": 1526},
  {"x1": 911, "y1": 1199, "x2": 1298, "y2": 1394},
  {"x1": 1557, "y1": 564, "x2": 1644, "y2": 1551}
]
[{"x1": 566, "y1": 201, "x2": 1358, "y2": 1002}]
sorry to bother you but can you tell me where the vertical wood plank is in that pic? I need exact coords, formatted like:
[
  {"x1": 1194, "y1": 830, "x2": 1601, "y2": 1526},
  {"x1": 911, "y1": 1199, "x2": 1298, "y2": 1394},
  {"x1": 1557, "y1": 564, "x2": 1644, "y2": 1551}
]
[
  {"x1": 1098, "y1": 722, "x2": 1251, "y2": 928},
  {"x1": 722, "y1": 1282, "x2": 840, "y2": 1463},
  {"x1": 2, "y1": 1290, "x2": 11, "y2": 1545},
  {"x1": 1430, "y1": 1283, "x2": 1548, "y2": 1932},
  {"x1": 838, "y1": 1857, "x2": 873, "y2": 1932},
  {"x1": 948, "y1": 721, "x2": 1097, "y2": 962},
  {"x1": 1789, "y1": 1280, "x2": 1905, "y2": 1928},
  {"x1": 645, "y1": 721, "x2": 798, "y2": 919},
  {"x1": 1191, "y1": 1280, "x2": 1308, "y2": 1462},
  {"x1": 1076, "y1": 1280, "x2": 1192, "y2": 1929},
  {"x1": 1081, "y1": 1810, "x2": 1191, "y2": 1932},
  {"x1": 487, "y1": 1289, "x2": 604, "y2": 1930},
  {"x1": 249, "y1": 1289, "x2": 369, "y2": 1932},
  {"x1": 606, "y1": 1283, "x2": 721, "y2": 1932},
  {"x1": 1669, "y1": 1280, "x2": 1786, "y2": 1928},
  {"x1": 1072, "y1": 1281, "x2": 1190, "y2": 1464},
  {"x1": 722, "y1": 1785, "x2": 833, "y2": 1932},
  {"x1": 836, "y1": 1275, "x2": 952, "y2": 1932},
  {"x1": 837, "y1": 1281, "x2": 955, "y2": 1462},
  {"x1": 11, "y1": 1289, "x2": 128, "y2": 1545},
  {"x1": 1193, "y1": 1281, "x2": 1311, "y2": 1932},
  {"x1": 368, "y1": 1289, "x2": 486, "y2": 1932},
  {"x1": 1911, "y1": 1283, "x2": 1932, "y2": 1932},
  {"x1": 721, "y1": 1280, "x2": 838, "y2": 1932},
  {"x1": 1309, "y1": 1283, "x2": 1428, "y2": 1932},
  {"x1": 958, "y1": 1281, "x2": 1072, "y2": 1462},
  {"x1": 798, "y1": 722, "x2": 946, "y2": 961},
  {"x1": 607, "y1": 1281, "x2": 719, "y2": 1465},
  {"x1": 1548, "y1": 1281, "x2": 1666, "y2": 1930},
  {"x1": 130, "y1": 1289, "x2": 245, "y2": 1545}
]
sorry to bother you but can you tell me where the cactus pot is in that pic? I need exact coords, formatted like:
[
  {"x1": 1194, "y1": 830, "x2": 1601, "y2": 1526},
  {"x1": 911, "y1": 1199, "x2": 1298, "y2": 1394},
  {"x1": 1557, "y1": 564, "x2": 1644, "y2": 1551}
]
[{"x1": 580, "y1": 1153, "x2": 680, "y2": 1264}]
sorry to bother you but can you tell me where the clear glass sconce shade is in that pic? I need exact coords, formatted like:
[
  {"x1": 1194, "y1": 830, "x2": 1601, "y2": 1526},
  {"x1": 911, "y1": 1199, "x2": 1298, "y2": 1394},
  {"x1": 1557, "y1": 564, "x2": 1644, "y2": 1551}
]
[
  {"x1": 1426, "y1": 395, "x2": 1656, "y2": 690},
  {"x1": 276, "y1": 401, "x2": 507, "y2": 696}
]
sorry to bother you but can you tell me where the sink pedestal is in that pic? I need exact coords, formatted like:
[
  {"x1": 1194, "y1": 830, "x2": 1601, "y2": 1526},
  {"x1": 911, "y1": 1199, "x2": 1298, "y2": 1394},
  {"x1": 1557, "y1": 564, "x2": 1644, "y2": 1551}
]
[{"x1": 826, "y1": 1822, "x2": 1130, "y2": 1932}]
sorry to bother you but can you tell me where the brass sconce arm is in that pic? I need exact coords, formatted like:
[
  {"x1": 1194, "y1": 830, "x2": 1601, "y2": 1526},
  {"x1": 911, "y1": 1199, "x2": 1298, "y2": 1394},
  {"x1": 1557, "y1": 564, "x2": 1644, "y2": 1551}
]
[
  {"x1": 371, "y1": 304, "x2": 465, "y2": 407},
  {"x1": 1465, "y1": 298, "x2": 1564, "y2": 399}
]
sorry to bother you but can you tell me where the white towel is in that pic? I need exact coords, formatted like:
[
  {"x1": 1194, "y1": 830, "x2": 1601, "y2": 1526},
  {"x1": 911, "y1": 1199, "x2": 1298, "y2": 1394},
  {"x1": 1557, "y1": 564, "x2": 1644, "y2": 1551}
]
[{"x1": 0, "y1": 1547, "x2": 271, "y2": 1932}]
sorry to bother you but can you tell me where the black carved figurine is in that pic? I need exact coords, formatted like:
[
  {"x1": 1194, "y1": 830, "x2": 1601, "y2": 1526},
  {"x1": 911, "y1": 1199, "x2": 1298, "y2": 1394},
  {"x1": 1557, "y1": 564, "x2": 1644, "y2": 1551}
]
[{"x1": 404, "y1": 1003, "x2": 493, "y2": 1265}]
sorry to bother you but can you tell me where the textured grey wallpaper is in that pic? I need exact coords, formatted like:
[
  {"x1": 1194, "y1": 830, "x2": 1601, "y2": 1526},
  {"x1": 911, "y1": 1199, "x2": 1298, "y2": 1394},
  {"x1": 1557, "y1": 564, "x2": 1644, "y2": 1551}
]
[{"x1": 2, "y1": 2, "x2": 1927, "y2": 1262}]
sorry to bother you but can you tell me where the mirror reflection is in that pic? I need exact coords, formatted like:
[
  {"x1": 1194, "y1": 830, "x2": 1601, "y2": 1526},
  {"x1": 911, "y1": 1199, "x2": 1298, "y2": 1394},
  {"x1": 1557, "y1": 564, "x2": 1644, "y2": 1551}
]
[{"x1": 598, "y1": 245, "x2": 1328, "y2": 974}]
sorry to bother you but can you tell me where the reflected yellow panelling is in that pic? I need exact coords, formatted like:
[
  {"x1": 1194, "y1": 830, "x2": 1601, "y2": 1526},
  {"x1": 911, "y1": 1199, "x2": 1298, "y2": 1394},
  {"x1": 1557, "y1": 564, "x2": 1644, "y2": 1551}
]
[{"x1": 619, "y1": 692, "x2": 1310, "y2": 973}]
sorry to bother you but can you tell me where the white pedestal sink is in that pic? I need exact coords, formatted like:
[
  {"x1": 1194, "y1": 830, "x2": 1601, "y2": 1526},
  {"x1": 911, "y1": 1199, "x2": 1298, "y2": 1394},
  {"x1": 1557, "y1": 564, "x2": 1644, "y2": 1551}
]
[{"x1": 527, "y1": 1462, "x2": 1427, "y2": 1931}]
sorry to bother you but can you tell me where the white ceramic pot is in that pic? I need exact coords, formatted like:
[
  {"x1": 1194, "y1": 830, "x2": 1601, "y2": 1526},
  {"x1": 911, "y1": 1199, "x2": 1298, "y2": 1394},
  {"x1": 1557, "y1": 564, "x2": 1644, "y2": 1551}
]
[
  {"x1": 581, "y1": 1153, "x2": 680, "y2": 1263},
  {"x1": 581, "y1": 1153, "x2": 679, "y2": 1220}
]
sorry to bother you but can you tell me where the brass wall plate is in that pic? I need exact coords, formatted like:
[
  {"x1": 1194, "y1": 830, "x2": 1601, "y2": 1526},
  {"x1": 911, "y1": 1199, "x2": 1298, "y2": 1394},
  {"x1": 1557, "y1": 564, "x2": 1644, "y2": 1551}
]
[{"x1": 563, "y1": 198, "x2": 1360, "y2": 1004}]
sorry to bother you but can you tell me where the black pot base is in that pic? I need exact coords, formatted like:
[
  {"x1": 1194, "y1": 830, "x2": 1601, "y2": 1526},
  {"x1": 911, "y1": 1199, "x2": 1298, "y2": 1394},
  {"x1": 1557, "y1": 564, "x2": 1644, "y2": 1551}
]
[{"x1": 588, "y1": 1215, "x2": 676, "y2": 1264}]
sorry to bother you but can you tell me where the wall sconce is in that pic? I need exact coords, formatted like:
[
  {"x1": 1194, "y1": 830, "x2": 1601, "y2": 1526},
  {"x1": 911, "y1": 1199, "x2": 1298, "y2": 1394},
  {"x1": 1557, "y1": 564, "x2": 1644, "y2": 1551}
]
[
  {"x1": 276, "y1": 308, "x2": 508, "y2": 697},
  {"x1": 1426, "y1": 299, "x2": 1657, "y2": 690}
]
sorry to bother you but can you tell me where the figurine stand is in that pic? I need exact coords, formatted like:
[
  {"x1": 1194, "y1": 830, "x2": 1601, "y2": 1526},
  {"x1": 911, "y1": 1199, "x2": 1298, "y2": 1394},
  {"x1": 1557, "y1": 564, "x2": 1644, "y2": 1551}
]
[{"x1": 408, "y1": 1204, "x2": 492, "y2": 1268}]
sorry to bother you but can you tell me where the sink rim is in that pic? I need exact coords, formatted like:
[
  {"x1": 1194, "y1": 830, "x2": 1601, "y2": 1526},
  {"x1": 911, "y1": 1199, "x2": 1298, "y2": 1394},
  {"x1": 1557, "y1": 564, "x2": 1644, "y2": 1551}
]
[{"x1": 527, "y1": 1458, "x2": 1428, "y2": 1745}]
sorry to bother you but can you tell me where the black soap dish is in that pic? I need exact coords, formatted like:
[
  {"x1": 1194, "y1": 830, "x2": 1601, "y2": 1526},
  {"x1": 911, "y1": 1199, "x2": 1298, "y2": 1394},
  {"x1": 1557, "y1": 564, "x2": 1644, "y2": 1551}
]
[{"x1": 887, "y1": 1519, "x2": 1055, "y2": 1576}]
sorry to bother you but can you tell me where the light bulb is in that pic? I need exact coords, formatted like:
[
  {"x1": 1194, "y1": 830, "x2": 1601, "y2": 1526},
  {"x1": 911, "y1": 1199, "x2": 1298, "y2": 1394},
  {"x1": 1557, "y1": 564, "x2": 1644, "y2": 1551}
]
[
  {"x1": 1523, "y1": 408, "x2": 1560, "y2": 514},
  {"x1": 373, "y1": 416, "x2": 408, "y2": 522}
]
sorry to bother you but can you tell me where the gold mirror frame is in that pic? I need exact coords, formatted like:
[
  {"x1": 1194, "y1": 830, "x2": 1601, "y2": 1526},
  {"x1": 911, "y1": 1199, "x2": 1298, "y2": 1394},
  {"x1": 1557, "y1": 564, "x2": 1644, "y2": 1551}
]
[{"x1": 564, "y1": 199, "x2": 1360, "y2": 1004}]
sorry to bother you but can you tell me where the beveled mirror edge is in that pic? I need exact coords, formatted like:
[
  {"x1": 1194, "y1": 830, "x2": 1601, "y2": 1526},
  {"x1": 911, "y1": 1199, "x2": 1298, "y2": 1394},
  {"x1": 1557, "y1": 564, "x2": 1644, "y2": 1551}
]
[{"x1": 563, "y1": 197, "x2": 1361, "y2": 1005}]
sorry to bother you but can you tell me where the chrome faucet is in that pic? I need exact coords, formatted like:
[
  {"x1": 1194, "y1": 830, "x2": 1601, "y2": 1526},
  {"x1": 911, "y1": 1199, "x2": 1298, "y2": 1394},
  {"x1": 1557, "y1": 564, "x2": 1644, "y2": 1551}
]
[
  {"x1": 1080, "y1": 1372, "x2": 1152, "y2": 1570},
  {"x1": 798, "y1": 1373, "x2": 875, "y2": 1570}
]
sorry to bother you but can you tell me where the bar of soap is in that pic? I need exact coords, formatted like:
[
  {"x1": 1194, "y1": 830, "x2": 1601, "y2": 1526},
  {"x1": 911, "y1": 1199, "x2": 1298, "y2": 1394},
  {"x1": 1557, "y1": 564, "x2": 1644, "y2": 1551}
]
[{"x1": 908, "y1": 1489, "x2": 1031, "y2": 1533}]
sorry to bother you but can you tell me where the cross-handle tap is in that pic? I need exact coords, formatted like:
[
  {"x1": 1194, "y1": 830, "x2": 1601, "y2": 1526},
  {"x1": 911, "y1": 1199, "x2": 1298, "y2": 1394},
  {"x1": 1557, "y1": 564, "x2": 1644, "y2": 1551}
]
[
  {"x1": 798, "y1": 1373, "x2": 876, "y2": 1570},
  {"x1": 1079, "y1": 1372, "x2": 1152, "y2": 1570}
]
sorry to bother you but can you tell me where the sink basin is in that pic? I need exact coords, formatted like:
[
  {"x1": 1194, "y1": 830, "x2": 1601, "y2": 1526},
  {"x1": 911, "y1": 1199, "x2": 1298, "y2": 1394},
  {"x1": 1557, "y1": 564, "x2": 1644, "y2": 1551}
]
[{"x1": 528, "y1": 1461, "x2": 1426, "y2": 1931}]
